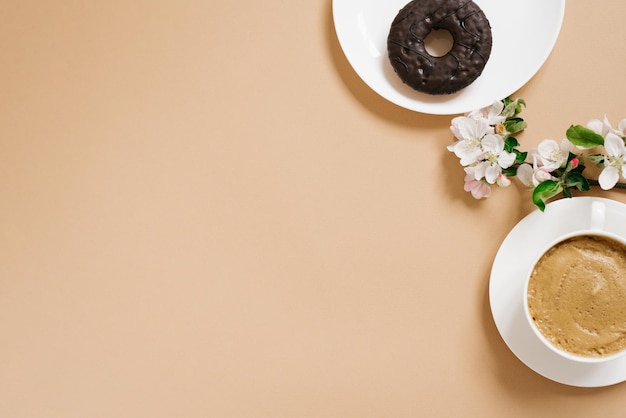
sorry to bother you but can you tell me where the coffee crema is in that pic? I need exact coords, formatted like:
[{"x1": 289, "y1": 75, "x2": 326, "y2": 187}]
[{"x1": 527, "y1": 234, "x2": 626, "y2": 357}]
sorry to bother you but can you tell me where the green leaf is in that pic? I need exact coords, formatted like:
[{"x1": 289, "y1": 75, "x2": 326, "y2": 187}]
[
  {"x1": 501, "y1": 98, "x2": 526, "y2": 118},
  {"x1": 532, "y1": 180, "x2": 562, "y2": 212},
  {"x1": 504, "y1": 136, "x2": 519, "y2": 152},
  {"x1": 565, "y1": 172, "x2": 590, "y2": 192},
  {"x1": 566, "y1": 125, "x2": 605, "y2": 148},
  {"x1": 503, "y1": 118, "x2": 527, "y2": 134},
  {"x1": 588, "y1": 153, "x2": 606, "y2": 167},
  {"x1": 514, "y1": 150, "x2": 528, "y2": 164},
  {"x1": 502, "y1": 167, "x2": 517, "y2": 177},
  {"x1": 505, "y1": 136, "x2": 520, "y2": 148},
  {"x1": 501, "y1": 100, "x2": 517, "y2": 118},
  {"x1": 563, "y1": 187, "x2": 573, "y2": 198}
]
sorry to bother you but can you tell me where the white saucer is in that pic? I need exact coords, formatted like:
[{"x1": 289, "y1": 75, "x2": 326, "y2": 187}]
[
  {"x1": 332, "y1": 0, "x2": 566, "y2": 115},
  {"x1": 489, "y1": 197, "x2": 626, "y2": 387}
]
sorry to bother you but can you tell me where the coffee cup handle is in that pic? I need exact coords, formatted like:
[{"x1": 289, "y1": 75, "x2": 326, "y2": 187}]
[{"x1": 590, "y1": 200, "x2": 606, "y2": 231}]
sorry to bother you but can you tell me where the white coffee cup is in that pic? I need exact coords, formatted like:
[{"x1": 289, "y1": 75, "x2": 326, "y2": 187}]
[{"x1": 523, "y1": 229, "x2": 626, "y2": 363}]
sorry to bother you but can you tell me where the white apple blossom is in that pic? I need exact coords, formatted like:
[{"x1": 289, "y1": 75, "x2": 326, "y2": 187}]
[
  {"x1": 448, "y1": 99, "x2": 525, "y2": 200},
  {"x1": 598, "y1": 132, "x2": 626, "y2": 190},
  {"x1": 448, "y1": 98, "x2": 626, "y2": 209},
  {"x1": 532, "y1": 138, "x2": 575, "y2": 171},
  {"x1": 448, "y1": 116, "x2": 493, "y2": 166},
  {"x1": 587, "y1": 115, "x2": 626, "y2": 139},
  {"x1": 516, "y1": 162, "x2": 553, "y2": 187},
  {"x1": 466, "y1": 100, "x2": 506, "y2": 126},
  {"x1": 469, "y1": 134, "x2": 516, "y2": 184},
  {"x1": 463, "y1": 171, "x2": 491, "y2": 199}
]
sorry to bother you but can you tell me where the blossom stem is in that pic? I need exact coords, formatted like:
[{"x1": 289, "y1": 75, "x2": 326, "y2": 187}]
[{"x1": 587, "y1": 180, "x2": 626, "y2": 190}]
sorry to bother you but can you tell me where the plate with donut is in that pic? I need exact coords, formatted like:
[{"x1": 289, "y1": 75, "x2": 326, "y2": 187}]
[{"x1": 332, "y1": 0, "x2": 566, "y2": 115}]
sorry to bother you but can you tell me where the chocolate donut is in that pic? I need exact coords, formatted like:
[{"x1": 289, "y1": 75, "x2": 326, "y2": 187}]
[{"x1": 387, "y1": 0, "x2": 492, "y2": 95}]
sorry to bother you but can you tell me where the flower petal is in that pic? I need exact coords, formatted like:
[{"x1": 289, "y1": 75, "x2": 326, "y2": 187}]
[
  {"x1": 481, "y1": 134, "x2": 504, "y2": 153},
  {"x1": 450, "y1": 116, "x2": 469, "y2": 140},
  {"x1": 604, "y1": 132, "x2": 625, "y2": 157},
  {"x1": 452, "y1": 116, "x2": 492, "y2": 142},
  {"x1": 497, "y1": 151, "x2": 516, "y2": 169},
  {"x1": 587, "y1": 118, "x2": 604, "y2": 135},
  {"x1": 603, "y1": 115, "x2": 614, "y2": 134},
  {"x1": 559, "y1": 138, "x2": 575, "y2": 155},
  {"x1": 535, "y1": 169, "x2": 552, "y2": 184},
  {"x1": 467, "y1": 181, "x2": 491, "y2": 199},
  {"x1": 464, "y1": 178, "x2": 490, "y2": 199},
  {"x1": 599, "y1": 166, "x2": 619, "y2": 190},
  {"x1": 536, "y1": 138, "x2": 566, "y2": 170},
  {"x1": 496, "y1": 174, "x2": 511, "y2": 188},
  {"x1": 618, "y1": 118, "x2": 626, "y2": 136},
  {"x1": 485, "y1": 164, "x2": 500, "y2": 184},
  {"x1": 516, "y1": 164, "x2": 533, "y2": 186},
  {"x1": 453, "y1": 141, "x2": 483, "y2": 166},
  {"x1": 473, "y1": 161, "x2": 488, "y2": 180},
  {"x1": 537, "y1": 139, "x2": 559, "y2": 159},
  {"x1": 464, "y1": 179, "x2": 477, "y2": 192}
]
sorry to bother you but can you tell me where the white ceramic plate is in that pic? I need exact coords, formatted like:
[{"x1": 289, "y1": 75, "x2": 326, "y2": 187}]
[
  {"x1": 332, "y1": 0, "x2": 566, "y2": 115},
  {"x1": 489, "y1": 197, "x2": 626, "y2": 387}
]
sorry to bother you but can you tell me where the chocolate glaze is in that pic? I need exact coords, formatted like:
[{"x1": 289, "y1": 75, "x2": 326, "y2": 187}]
[{"x1": 387, "y1": 0, "x2": 492, "y2": 95}]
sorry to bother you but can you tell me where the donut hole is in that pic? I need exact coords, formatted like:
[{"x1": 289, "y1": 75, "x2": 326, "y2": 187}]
[{"x1": 423, "y1": 28, "x2": 454, "y2": 57}]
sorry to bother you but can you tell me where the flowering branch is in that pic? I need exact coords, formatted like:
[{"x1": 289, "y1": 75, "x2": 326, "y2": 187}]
[
  {"x1": 447, "y1": 98, "x2": 626, "y2": 211},
  {"x1": 588, "y1": 179, "x2": 626, "y2": 190}
]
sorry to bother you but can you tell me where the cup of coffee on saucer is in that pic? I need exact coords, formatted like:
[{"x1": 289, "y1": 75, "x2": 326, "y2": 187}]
[{"x1": 523, "y1": 230, "x2": 626, "y2": 363}]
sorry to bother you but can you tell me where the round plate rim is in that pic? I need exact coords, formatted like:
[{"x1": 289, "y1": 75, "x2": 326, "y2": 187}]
[
  {"x1": 332, "y1": 0, "x2": 566, "y2": 115},
  {"x1": 489, "y1": 197, "x2": 626, "y2": 387}
]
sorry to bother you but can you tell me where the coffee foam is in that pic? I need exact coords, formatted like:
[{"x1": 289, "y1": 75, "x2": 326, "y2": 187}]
[{"x1": 527, "y1": 234, "x2": 626, "y2": 358}]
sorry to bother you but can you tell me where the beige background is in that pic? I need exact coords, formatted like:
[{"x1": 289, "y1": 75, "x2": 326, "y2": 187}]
[{"x1": 1, "y1": 1, "x2": 626, "y2": 417}]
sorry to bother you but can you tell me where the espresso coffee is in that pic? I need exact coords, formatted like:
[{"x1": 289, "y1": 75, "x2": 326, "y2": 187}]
[{"x1": 527, "y1": 234, "x2": 626, "y2": 357}]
